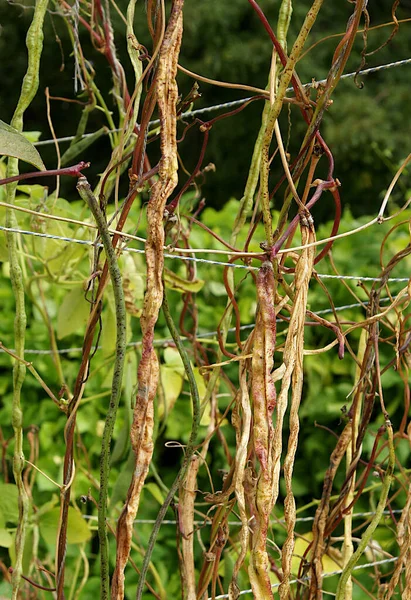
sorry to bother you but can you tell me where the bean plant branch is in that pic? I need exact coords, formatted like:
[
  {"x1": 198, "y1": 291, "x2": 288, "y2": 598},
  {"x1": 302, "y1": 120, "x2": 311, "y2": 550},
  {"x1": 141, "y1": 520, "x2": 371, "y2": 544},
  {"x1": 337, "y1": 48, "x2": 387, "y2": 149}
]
[
  {"x1": 0, "y1": 161, "x2": 90, "y2": 186},
  {"x1": 5, "y1": 0, "x2": 49, "y2": 596},
  {"x1": 76, "y1": 176, "x2": 127, "y2": 599}
]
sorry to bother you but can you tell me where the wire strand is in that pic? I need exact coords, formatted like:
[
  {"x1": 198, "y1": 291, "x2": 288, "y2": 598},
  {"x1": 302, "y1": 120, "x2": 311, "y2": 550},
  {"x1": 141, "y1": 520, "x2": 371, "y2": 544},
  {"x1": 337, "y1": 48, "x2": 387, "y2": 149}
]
[
  {"x1": 0, "y1": 296, "x2": 400, "y2": 356},
  {"x1": 81, "y1": 508, "x2": 402, "y2": 526},
  {"x1": 0, "y1": 225, "x2": 408, "y2": 281},
  {"x1": 32, "y1": 58, "x2": 411, "y2": 147}
]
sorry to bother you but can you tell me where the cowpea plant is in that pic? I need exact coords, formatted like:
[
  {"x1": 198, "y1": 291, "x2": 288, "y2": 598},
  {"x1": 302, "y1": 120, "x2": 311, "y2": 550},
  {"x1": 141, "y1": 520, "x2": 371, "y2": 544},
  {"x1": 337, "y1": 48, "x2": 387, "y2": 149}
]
[{"x1": 0, "y1": 1, "x2": 410, "y2": 599}]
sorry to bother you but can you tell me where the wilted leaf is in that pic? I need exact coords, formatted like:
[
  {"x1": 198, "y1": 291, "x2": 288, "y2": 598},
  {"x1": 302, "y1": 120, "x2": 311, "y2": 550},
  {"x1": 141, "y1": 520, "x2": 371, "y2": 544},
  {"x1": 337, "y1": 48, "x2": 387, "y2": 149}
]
[
  {"x1": 122, "y1": 254, "x2": 145, "y2": 317},
  {"x1": 0, "y1": 120, "x2": 45, "y2": 170},
  {"x1": 57, "y1": 286, "x2": 90, "y2": 339},
  {"x1": 164, "y1": 267, "x2": 204, "y2": 294}
]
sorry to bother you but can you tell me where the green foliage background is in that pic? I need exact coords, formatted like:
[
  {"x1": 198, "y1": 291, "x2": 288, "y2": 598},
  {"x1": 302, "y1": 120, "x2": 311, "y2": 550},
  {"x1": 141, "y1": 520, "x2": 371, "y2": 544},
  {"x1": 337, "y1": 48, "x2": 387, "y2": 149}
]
[{"x1": 0, "y1": 183, "x2": 410, "y2": 597}]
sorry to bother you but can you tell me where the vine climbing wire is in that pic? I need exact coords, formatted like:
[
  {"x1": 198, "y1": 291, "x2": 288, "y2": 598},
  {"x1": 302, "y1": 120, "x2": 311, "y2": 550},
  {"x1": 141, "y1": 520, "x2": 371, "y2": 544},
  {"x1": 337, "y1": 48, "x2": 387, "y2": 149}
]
[{"x1": 1, "y1": 0, "x2": 411, "y2": 599}]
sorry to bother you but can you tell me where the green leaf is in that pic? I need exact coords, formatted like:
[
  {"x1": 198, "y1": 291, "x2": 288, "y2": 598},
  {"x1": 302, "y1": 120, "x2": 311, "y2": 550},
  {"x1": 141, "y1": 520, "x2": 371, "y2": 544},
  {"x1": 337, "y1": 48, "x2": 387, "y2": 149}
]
[
  {"x1": 111, "y1": 450, "x2": 135, "y2": 509},
  {"x1": 145, "y1": 482, "x2": 164, "y2": 505},
  {"x1": 163, "y1": 347, "x2": 184, "y2": 374},
  {"x1": 122, "y1": 254, "x2": 145, "y2": 317},
  {"x1": 23, "y1": 131, "x2": 42, "y2": 144},
  {"x1": 0, "y1": 580, "x2": 13, "y2": 596},
  {"x1": 0, "y1": 120, "x2": 45, "y2": 170},
  {"x1": 164, "y1": 267, "x2": 204, "y2": 294},
  {"x1": 192, "y1": 367, "x2": 209, "y2": 425},
  {"x1": 111, "y1": 353, "x2": 136, "y2": 463},
  {"x1": 159, "y1": 365, "x2": 184, "y2": 418},
  {"x1": 39, "y1": 507, "x2": 91, "y2": 545},
  {"x1": 57, "y1": 286, "x2": 90, "y2": 339},
  {"x1": 0, "y1": 484, "x2": 19, "y2": 523},
  {"x1": 99, "y1": 290, "x2": 118, "y2": 356},
  {"x1": 60, "y1": 127, "x2": 107, "y2": 167},
  {"x1": 0, "y1": 528, "x2": 13, "y2": 548},
  {"x1": 9, "y1": 527, "x2": 33, "y2": 575}
]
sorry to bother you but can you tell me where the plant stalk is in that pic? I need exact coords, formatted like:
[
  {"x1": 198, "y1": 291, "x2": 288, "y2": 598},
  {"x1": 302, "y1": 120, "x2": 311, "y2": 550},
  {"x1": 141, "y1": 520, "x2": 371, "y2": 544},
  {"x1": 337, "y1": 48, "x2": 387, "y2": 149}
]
[
  {"x1": 77, "y1": 176, "x2": 127, "y2": 600},
  {"x1": 5, "y1": 0, "x2": 49, "y2": 596}
]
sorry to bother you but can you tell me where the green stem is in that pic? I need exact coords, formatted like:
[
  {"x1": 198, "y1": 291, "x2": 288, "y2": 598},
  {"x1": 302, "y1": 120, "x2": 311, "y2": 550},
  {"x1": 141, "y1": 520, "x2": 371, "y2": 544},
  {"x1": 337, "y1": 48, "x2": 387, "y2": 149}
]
[
  {"x1": 5, "y1": 0, "x2": 49, "y2": 596},
  {"x1": 260, "y1": 0, "x2": 325, "y2": 244},
  {"x1": 76, "y1": 176, "x2": 127, "y2": 600},
  {"x1": 335, "y1": 421, "x2": 395, "y2": 600},
  {"x1": 135, "y1": 290, "x2": 201, "y2": 600}
]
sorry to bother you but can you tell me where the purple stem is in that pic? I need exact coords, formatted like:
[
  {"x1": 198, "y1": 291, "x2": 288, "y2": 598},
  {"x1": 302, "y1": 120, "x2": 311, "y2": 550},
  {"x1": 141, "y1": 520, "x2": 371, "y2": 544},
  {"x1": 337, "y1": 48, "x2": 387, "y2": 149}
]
[
  {"x1": 0, "y1": 161, "x2": 90, "y2": 186},
  {"x1": 271, "y1": 179, "x2": 336, "y2": 259}
]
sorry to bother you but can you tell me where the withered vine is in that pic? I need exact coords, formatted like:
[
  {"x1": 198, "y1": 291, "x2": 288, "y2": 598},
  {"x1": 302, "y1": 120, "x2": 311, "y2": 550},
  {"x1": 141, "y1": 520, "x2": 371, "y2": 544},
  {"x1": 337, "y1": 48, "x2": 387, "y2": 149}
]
[{"x1": 1, "y1": 0, "x2": 410, "y2": 599}]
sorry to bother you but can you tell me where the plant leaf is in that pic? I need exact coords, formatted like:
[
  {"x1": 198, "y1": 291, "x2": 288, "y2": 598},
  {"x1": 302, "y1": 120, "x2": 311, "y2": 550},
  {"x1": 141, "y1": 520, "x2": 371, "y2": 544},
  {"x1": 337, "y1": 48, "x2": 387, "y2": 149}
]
[
  {"x1": 8, "y1": 527, "x2": 34, "y2": 575},
  {"x1": 39, "y1": 507, "x2": 91, "y2": 545},
  {"x1": 57, "y1": 286, "x2": 90, "y2": 339},
  {"x1": 163, "y1": 346, "x2": 184, "y2": 374},
  {"x1": 164, "y1": 267, "x2": 204, "y2": 294},
  {"x1": 0, "y1": 484, "x2": 19, "y2": 523},
  {"x1": 159, "y1": 365, "x2": 184, "y2": 418},
  {"x1": 145, "y1": 482, "x2": 164, "y2": 505},
  {"x1": 0, "y1": 120, "x2": 45, "y2": 170},
  {"x1": 192, "y1": 367, "x2": 209, "y2": 425},
  {"x1": 0, "y1": 528, "x2": 13, "y2": 548}
]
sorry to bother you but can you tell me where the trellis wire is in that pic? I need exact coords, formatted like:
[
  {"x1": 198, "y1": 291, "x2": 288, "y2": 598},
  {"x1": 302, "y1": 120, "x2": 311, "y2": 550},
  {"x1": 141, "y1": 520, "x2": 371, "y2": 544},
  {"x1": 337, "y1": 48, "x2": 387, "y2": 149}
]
[
  {"x1": 81, "y1": 508, "x2": 403, "y2": 526},
  {"x1": 32, "y1": 58, "x2": 411, "y2": 147},
  {"x1": 210, "y1": 557, "x2": 399, "y2": 600},
  {"x1": 0, "y1": 296, "x2": 400, "y2": 356},
  {"x1": 0, "y1": 225, "x2": 409, "y2": 281}
]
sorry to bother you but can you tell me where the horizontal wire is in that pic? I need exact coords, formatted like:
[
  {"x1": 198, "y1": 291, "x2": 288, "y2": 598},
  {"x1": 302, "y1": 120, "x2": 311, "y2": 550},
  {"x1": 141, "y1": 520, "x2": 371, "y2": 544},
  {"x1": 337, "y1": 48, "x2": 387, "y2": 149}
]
[
  {"x1": 32, "y1": 58, "x2": 411, "y2": 147},
  {"x1": 314, "y1": 273, "x2": 409, "y2": 282},
  {"x1": 81, "y1": 509, "x2": 402, "y2": 527},
  {"x1": 0, "y1": 296, "x2": 399, "y2": 356},
  {"x1": 0, "y1": 225, "x2": 408, "y2": 281},
  {"x1": 211, "y1": 557, "x2": 399, "y2": 600},
  {"x1": 0, "y1": 224, "x2": 255, "y2": 268}
]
